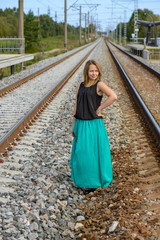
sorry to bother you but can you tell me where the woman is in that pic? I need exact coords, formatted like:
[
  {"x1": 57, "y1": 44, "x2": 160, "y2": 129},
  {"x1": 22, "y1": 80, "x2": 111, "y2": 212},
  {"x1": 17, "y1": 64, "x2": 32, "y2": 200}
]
[{"x1": 70, "y1": 60, "x2": 117, "y2": 193}]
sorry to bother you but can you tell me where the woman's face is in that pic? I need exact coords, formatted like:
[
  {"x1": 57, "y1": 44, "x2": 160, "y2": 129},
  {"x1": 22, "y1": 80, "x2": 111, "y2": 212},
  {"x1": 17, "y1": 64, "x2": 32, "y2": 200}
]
[{"x1": 88, "y1": 64, "x2": 99, "y2": 81}]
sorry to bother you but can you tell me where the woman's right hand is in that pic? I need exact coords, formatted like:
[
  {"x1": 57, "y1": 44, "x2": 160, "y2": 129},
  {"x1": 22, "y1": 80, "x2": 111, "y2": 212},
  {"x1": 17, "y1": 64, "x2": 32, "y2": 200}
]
[{"x1": 71, "y1": 127, "x2": 75, "y2": 137}]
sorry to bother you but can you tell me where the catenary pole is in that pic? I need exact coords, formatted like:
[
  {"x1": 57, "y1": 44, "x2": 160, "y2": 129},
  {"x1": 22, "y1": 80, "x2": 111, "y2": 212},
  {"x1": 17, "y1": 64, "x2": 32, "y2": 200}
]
[
  {"x1": 124, "y1": 10, "x2": 127, "y2": 46},
  {"x1": 119, "y1": 16, "x2": 121, "y2": 45},
  {"x1": 91, "y1": 16, "x2": 92, "y2": 35},
  {"x1": 134, "y1": 0, "x2": 138, "y2": 43},
  {"x1": 64, "y1": 0, "x2": 67, "y2": 50},
  {"x1": 79, "y1": 6, "x2": 81, "y2": 46},
  {"x1": 18, "y1": 0, "x2": 24, "y2": 54},
  {"x1": 116, "y1": 24, "x2": 117, "y2": 43},
  {"x1": 85, "y1": 13, "x2": 87, "y2": 43},
  {"x1": 38, "y1": 8, "x2": 40, "y2": 39},
  {"x1": 88, "y1": 11, "x2": 89, "y2": 41}
]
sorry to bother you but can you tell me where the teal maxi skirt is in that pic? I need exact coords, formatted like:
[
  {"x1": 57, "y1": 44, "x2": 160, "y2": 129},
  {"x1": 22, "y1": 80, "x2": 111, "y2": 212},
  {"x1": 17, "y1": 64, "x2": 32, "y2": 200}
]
[{"x1": 70, "y1": 118, "x2": 113, "y2": 189}]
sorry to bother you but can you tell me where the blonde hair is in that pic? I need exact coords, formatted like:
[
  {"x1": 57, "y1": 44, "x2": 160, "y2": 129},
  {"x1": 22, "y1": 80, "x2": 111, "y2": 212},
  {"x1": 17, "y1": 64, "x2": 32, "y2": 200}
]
[{"x1": 83, "y1": 60, "x2": 102, "y2": 86}]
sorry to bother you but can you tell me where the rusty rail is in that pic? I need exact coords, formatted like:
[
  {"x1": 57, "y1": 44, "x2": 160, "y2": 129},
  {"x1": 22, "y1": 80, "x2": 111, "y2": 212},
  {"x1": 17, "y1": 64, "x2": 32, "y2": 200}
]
[
  {"x1": 108, "y1": 40, "x2": 160, "y2": 78},
  {"x1": 106, "y1": 41, "x2": 160, "y2": 147}
]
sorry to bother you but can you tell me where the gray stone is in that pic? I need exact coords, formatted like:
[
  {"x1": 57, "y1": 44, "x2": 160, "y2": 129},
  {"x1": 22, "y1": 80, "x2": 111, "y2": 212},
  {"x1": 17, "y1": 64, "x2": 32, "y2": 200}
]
[
  {"x1": 30, "y1": 222, "x2": 39, "y2": 231},
  {"x1": 28, "y1": 233, "x2": 39, "y2": 240},
  {"x1": 47, "y1": 220, "x2": 53, "y2": 228},
  {"x1": 75, "y1": 223, "x2": 84, "y2": 231},
  {"x1": 77, "y1": 215, "x2": 85, "y2": 221},
  {"x1": 108, "y1": 221, "x2": 119, "y2": 233}
]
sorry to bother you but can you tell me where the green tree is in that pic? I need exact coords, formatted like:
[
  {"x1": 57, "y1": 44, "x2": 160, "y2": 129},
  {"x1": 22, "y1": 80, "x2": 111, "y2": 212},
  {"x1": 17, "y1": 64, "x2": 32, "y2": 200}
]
[
  {"x1": 40, "y1": 14, "x2": 55, "y2": 38},
  {"x1": 24, "y1": 10, "x2": 39, "y2": 51},
  {"x1": 0, "y1": 8, "x2": 18, "y2": 37}
]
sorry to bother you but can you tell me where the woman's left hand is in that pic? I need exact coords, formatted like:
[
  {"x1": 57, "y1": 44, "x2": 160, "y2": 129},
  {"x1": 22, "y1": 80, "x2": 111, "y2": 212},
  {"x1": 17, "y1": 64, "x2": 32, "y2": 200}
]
[{"x1": 96, "y1": 109, "x2": 103, "y2": 117}]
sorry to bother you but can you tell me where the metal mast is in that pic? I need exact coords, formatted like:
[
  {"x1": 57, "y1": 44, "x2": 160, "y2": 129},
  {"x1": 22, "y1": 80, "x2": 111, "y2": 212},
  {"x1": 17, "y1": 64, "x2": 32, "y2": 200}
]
[
  {"x1": 55, "y1": 11, "x2": 57, "y2": 22},
  {"x1": 85, "y1": 13, "x2": 87, "y2": 43},
  {"x1": 124, "y1": 10, "x2": 127, "y2": 46},
  {"x1": 134, "y1": 0, "x2": 138, "y2": 42},
  {"x1": 79, "y1": 6, "x2": 81, "y2": 46},
  {"x1": 70, "y1": 3, "x2": 100, "y2": 42},
  {"x1": 116, "y1": 25, "x2": 117, "y2": 43},
  {"x1": 64, "y1": 0, "x2": 67, "y2": 50},
  {"x1": 18, "y1": 0, "x2": 24, "y2": 54},
  {"x1": 119, "y1": 16, "x2": 121, "y2": 45},
  {"x1": 88, "y1": 11, "x2": 89, "y2": 41}
]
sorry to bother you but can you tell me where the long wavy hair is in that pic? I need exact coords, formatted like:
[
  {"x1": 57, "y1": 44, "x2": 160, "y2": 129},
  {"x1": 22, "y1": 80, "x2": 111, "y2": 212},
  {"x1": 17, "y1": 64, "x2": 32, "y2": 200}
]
[{"x1": 83, "y1": 60, "x2": 102, "y2": 86}]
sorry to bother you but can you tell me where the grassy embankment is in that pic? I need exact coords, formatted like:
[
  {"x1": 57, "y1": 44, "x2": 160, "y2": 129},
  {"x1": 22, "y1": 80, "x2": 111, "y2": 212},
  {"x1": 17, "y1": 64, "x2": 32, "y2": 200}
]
[{"x1": 0, "y1": 34, "x2": 93, "y2": 79}]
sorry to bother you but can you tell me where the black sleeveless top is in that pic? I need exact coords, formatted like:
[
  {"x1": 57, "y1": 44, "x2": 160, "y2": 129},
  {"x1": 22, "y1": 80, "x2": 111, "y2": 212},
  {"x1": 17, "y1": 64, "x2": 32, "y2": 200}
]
[{"x1": 74, "y1": 81, "x2": 103, "y2": 120}]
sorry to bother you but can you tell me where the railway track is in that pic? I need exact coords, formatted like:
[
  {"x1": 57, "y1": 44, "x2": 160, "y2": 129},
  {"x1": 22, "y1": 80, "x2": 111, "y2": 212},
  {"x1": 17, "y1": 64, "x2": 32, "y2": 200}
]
[
  {"x1": 0, "y1": 38, "x2": 159, "y2": 239},
  {"x1": 0, "y1": 41, "x2": 98, "y2": 157},
  {"x1": 109, "y1": 40, "x2": 160, "y2": 78},
  {"x1": 0, "y1": 41, "x2": 95, "y2": 97},
  {"x1": 80, "y1": 40, "x2": 160, "y2": 239},
  {"x1": 106, "y1": 40, "x2": 160, "y2": 146}
]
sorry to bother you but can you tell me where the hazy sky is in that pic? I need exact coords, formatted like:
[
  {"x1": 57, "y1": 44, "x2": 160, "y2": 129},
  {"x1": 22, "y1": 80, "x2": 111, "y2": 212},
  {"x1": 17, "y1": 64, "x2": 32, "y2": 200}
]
[{"x1": 1, "y1": 0, "x2": 160, "y2": 31}]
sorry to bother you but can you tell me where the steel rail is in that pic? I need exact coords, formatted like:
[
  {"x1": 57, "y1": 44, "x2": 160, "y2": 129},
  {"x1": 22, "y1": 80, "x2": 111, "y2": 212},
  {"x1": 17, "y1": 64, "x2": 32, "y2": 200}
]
[
  {"x1": 0, "y1": 42, "x2": 95, "y2": 97},
  {"x1": 108, "y1": 40, "x2": 160, "y2": 78},
  {"x1": 106, "y1": 41, "x2": 160, "y2": 146},
  {"x1": 0, "y1": 45, "x2": 97, "y2": 157}
]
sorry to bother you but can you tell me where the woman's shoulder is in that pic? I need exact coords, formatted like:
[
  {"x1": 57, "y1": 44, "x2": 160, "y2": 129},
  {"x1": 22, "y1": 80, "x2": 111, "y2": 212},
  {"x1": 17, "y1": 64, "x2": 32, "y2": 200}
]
[
  {"x1": 77, "y1": 81, "x2": 83, "y2": 86},
  {"x1": 76, "y1": 82, "x2": 83, "y2": 93},
  {"x1": 97, "y1": 81, "x2": 109, "y2": 93},
  {"x1": 78, "y1": 82, "x2": 84, "y2": 88},
  {"x1": 97, "y1": 81, "x2": 106, "y2": 87},
  {"x1": 78, "y1": 81, "x2": 84, "y2": 85}
]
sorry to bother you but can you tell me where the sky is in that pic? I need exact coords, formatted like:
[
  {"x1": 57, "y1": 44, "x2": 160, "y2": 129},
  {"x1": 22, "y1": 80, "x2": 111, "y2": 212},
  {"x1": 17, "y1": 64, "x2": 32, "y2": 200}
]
[{"x1": 1, "y1": 0, "x2": 160, "y2": 31}]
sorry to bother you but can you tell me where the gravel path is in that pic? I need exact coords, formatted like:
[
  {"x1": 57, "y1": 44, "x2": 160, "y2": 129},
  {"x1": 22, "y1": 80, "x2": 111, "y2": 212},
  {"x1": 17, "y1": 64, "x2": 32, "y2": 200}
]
[
  {"x1": 108, "y1": 42, "x2": 160, "y2": 126},
  {"x1": 0, "y1": 39, "x2": 159, "y2": 240},
  {"x1": 115, "y1": 42, "x2": 160, "y2": 73},
  {"x1": 0, "y1": 39, "x2": 119, "y2": 239}
]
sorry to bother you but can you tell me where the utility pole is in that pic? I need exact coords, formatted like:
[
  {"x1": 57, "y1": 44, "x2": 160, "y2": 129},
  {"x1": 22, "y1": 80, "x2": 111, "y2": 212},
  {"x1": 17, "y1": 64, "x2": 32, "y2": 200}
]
[
  {"x1": 88, "y1": 11, "x2": 89, "y2": 41},
  {"x1": 38, "y1": 8, "x2": 40, "y2": 20},
  {"x1": 18, "y1": 0, "x2": 24, "y2": 54},
  {"x1": 119, "y1": 16, "x2": 121, "y2": 45},
  {"x1": 55, "y1": 11, "x2": 57, "y2": 22},
  {"x1": 111, "y1": 0, "x2": 114, "y2": 41},
  {"x1": 64, "y1": 0, "x2": 67, "y2": 50},
  {"x1": 116, "y1": 25, "x2": 117, "y2": 43},
  {"x1": 48, "y1": 6, "x2": 50, "y2": 16},
  {"x1": 79, "y1": 6, "x2": 81, "y2": 46},
  {"x1": 134, "y1": 0, "x2": 138, "y2": 42},
  {"x1": 69, "y1": 3, "x2": 100, "y2": 43},
  {"x1": 113, "y1": 29, "x2": 115, "y2": 42},
  {"x1": 91, "y1": 16, "x2": 92, "y2": 36},
  {"x1": 96, "y1": 14, "x2": 98, "y2": 37},
  {"x1": 85, "y1": 13, "x2": 87, "y2": 43},
  {"x1": 38, "y1": 8, "x2": 40, "y2": 39},
  {"x1": 124, "y1": 10, "x2": 127, "y2": 46}
]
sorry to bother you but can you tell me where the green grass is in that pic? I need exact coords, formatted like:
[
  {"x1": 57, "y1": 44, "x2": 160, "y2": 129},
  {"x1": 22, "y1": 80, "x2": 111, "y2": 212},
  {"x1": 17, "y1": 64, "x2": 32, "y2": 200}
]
[
  {"x1": 38, "y1": 35, "x2": 65, "y2": 51},
  {"x1": 23, "y1": 49, "x2": 65, "y2": 68},
  {"x1": 26, "y1": 33, "x2": 87, "y2": 53},
  {"x1": 26, "y1": 35, "x2": 65, "y2": 53}
]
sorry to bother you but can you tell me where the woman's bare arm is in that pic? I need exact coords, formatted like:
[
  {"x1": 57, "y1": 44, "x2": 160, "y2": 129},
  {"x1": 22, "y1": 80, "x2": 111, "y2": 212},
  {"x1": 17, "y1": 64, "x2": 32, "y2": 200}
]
[
  {"x1": 96, "y1": 82, "x2": 117, "y2": 115},
  {"x1": 71, "y1": 83, "x2": 80, "y2": 136}
]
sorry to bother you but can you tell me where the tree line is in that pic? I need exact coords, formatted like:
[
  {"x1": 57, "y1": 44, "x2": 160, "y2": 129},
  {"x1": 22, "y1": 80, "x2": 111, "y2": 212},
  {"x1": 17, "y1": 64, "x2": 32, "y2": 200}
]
[
  {"x1": 0, "y1": 8, "x2": 81, "y2": 51},
  {"x1": 0, "y1": 7, "x2": 159, "y2": 50}
]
